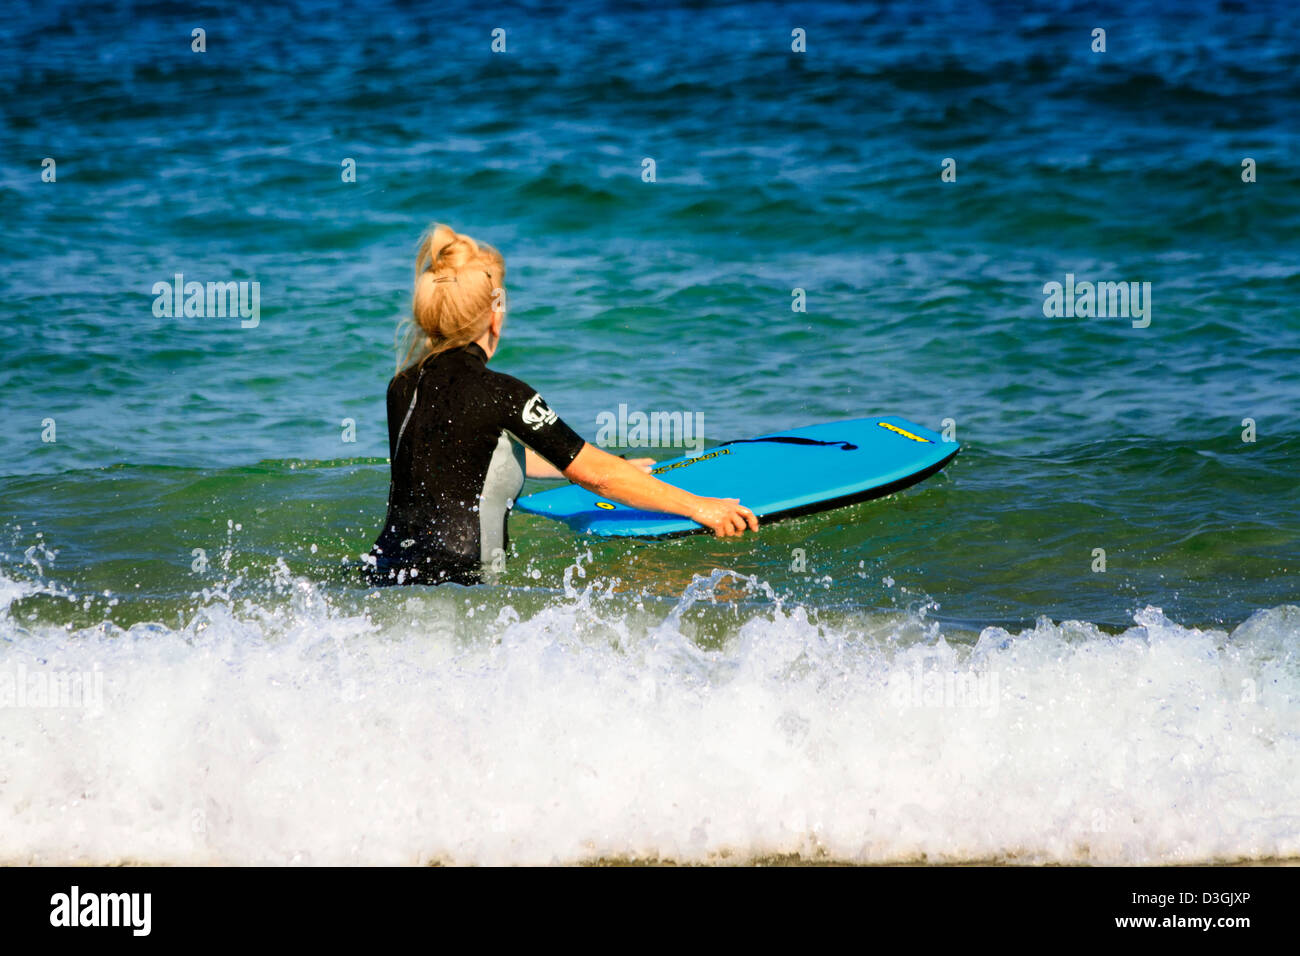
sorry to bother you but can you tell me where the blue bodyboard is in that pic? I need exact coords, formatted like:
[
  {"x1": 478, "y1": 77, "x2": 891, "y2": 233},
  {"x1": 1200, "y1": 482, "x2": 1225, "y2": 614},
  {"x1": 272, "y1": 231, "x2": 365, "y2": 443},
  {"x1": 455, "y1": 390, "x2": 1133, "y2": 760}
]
[{"x1": 515, "y1": 416, "x2": 958, "y2": 538}]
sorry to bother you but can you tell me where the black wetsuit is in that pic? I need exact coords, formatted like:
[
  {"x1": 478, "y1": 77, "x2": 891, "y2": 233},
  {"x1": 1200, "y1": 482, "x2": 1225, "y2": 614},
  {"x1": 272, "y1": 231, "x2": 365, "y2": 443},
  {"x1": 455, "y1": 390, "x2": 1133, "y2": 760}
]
[{"x1": 365, "y1": 343, "x2": 586, "y2": 586}]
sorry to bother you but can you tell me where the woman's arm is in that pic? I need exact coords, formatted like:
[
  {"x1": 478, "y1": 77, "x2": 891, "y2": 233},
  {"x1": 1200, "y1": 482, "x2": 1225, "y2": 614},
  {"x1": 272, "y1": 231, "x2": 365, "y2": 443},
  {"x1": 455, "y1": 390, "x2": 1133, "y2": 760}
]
[
  {"x1": 524, "y1": 447, "x2": 567, "y2": 479},
  {"x1": 525, "y1": 447, "x2": 655, "y2": 479},
  {"x1": 561, "y1": 443, "x2": 758, "y2": 537}
]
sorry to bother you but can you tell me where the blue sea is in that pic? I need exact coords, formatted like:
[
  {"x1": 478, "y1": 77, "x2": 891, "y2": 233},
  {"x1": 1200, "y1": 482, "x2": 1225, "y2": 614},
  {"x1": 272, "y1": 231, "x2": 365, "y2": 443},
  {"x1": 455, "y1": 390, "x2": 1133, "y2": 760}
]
[{"x1": 0, "y1": 0, "x2": 1297, "y2": 864}]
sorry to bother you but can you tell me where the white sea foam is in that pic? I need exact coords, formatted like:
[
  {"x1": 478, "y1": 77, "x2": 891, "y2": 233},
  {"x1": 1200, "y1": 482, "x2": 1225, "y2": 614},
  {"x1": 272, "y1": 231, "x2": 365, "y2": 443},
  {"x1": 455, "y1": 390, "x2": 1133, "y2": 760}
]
[{"x1": 0, "y1": 569, "x2": 1296, "y2": 865}]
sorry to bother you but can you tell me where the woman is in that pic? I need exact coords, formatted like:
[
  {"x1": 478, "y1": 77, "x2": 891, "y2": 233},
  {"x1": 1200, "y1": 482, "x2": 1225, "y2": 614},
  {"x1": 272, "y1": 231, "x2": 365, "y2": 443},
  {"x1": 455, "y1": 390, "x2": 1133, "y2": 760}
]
[{"x1": 365, "y1": 224, "x2": 757, "y2": 586}]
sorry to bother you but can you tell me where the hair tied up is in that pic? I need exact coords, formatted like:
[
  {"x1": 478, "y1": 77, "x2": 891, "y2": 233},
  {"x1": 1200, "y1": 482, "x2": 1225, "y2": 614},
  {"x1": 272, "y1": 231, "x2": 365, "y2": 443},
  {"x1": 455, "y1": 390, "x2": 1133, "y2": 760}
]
[{"x1": 397, "y1": 223, "x2": 506, "y2": 370}]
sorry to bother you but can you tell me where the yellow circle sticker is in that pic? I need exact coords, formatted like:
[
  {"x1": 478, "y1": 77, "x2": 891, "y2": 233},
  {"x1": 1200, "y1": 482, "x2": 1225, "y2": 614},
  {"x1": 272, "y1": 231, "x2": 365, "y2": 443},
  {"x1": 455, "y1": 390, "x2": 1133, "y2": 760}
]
[{"x1": 595, "y1": 501, "x2": 615, "y2": 510}]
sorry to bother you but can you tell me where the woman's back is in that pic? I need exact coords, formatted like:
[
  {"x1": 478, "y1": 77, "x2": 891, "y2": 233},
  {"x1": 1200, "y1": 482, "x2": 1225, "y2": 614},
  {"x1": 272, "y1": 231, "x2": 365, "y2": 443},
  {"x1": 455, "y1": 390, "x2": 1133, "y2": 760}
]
[{"x1": 368, "y1": 342, "x2": 585, "y2": 585}]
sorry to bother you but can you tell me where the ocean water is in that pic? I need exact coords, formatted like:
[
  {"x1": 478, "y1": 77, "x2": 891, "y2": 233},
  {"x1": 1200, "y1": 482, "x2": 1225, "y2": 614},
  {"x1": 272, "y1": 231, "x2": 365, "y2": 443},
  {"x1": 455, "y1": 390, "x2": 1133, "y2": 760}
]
[{"x1": 1, "y1": 0, "x2": 1297, "y2": 864}]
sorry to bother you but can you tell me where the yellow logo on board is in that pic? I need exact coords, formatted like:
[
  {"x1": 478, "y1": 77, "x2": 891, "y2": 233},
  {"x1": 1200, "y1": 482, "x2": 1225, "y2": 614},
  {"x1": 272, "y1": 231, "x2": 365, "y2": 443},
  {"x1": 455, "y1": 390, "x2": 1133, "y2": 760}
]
[
  {"x1": 651, "y1": 448, "x2": 732, "y2": 475},
  {"x1": 877, "y1": 421, "x2": 931, "y2": 443},
  {"x1": 595, "y1": 501, "x2": 616, "y2": 510}
]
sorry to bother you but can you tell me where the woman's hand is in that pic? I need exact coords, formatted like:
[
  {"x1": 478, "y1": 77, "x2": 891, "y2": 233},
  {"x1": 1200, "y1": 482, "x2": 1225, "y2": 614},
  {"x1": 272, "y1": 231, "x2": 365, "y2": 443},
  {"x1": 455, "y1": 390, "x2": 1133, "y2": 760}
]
[
  {"x1": 625, "y1": 457, "x2": 655, "y2": 474},
  {"x1": 689, "y1": 497, "x2": 759, "y2": 537}
]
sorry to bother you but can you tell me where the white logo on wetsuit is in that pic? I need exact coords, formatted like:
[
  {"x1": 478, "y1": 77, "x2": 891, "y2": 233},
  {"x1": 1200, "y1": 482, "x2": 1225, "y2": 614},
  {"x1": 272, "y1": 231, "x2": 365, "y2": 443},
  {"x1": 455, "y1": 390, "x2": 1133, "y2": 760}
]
[{"x1": 522, "y1": 394, "x2": 558, "y2": 431}]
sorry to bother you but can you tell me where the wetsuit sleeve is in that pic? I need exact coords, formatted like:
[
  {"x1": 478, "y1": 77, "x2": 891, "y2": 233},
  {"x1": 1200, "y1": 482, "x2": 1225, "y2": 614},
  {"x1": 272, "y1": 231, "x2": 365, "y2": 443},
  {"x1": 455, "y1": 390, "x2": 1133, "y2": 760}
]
[{"x1": 492, "y1": 372, "x2": 587, "y2": 469}]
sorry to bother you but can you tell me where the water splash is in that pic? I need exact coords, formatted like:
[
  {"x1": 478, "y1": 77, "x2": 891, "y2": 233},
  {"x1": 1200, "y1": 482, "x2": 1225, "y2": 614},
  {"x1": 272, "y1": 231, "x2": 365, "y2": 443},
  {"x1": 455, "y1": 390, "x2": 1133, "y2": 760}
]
[{"x1": 0, "y1": 568, "x2": 1295, "y2": 865}]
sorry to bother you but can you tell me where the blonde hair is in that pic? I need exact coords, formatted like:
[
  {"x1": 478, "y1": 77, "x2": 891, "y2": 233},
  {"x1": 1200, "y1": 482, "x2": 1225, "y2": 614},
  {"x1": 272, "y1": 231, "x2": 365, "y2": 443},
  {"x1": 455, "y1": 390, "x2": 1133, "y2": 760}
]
[{"x1": 397, "y1": 223, "x2": 505, "y2": 371}]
